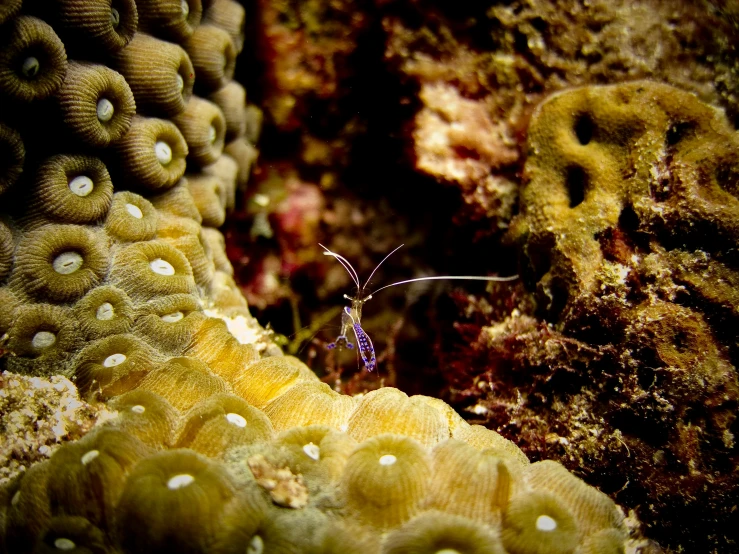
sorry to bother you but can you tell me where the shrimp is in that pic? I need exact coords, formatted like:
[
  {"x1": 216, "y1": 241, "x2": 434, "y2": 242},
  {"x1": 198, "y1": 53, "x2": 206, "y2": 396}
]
[{"x1": 319, "y1": 243, "x2": 517, "y2": 372}]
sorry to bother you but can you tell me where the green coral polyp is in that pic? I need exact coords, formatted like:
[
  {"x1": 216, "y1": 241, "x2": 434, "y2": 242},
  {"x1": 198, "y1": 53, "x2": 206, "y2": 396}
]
[
  {"x1": 115, "y1": 449, "x2": 234, "y2": 554},
  {"x1": 109, "y1": 239, "x2": 196, "y2": 301},
  {"x1": 105, "y1": 191, "x2": 158, "y2": 242},
  {"x1": 30, "y1": 154, "x2": 114, "y2": 225},
  {"x1": 106, "y1": 390, "x2": 180, "y2": 449},
  {"x1": 45, "y1": 429, "x2": 151, "y2": 531},
  {"x1": 135, "y1": 356, "x2": 228, "y2": 411},
  {"x1": 6, "y1": 303, "x2": 79, "y2": 362},
  {"x1": 0, "y1": 16, "x2": 67, "y2": 103},
  {"x1": 428, "y1": 439, "x2": 522, "y2": 525},
  {"x1": 72, "y1": 334, "x2": 160, "y2": 398},
  {"x1": 35, "y1": 515, "x2": 108, "y2": 554},
  {"x1": 500, "y1": 492, "x2": 579, "y2": 554},
  {"x1": 133, "y1": 292, "x2": 207, "y2": 353},
  {"x1": 342, "y1": 434, "x2": 431, "y2": 529},
  {"x1": 382, "y1": 511, "x2": 506, "y2": 554},
  {"x1": 73, "y1": 285, "x2": 136, "y2": 340},
  {"x1": 113, "y1": 116, "x2": 189, "y2": 190},
  {"x1": 57, "y1": 62, "x2": 135, "y2": 147},
  {"x1": 175, "y1": 393, "x2": 273, "y2": 457},
  {"x1": 12, "y1": 224, "x2": 109, "y2": 303}
]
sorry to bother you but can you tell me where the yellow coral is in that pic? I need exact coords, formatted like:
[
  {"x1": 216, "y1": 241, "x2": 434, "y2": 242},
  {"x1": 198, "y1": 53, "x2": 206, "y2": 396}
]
[
  {"x1": 427, "y1": 439, "x2": 522, "y2": 525},
  {"x1": 346, "y1": 388, "x2": 449, "y2": 447},
  {"x1": 341, "y1": 433, "x2": 431, "y2": 529}
]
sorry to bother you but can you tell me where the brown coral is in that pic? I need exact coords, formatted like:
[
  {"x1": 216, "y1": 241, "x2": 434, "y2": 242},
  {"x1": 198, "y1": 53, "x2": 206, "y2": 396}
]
[
  {"x1": 56, "y1": 61, "x2": 135, "y2": 147},
  {"x1": 0, "y1": 16, "x2": 67, "y2": 104},
  {"x1": 111, "y1": 32, "x2": 195, "y2": 117}
]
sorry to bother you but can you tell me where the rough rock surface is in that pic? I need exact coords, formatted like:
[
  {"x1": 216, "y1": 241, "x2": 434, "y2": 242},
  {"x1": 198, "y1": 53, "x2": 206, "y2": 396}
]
[{"x1": 443, "y1": 81, "x2": 739, "y2": 551}]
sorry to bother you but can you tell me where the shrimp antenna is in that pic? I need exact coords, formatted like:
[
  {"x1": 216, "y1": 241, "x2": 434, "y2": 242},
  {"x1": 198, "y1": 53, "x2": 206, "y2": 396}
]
[
  {"x1": 363, "y1": 244, "x2": 404, "y2": 290},
  {"x1": 368, "y1": 274, "x2": 519, "y2": 296},
  {"x1": 319, "y1": 243, "x2": 360, "y2": 289}
]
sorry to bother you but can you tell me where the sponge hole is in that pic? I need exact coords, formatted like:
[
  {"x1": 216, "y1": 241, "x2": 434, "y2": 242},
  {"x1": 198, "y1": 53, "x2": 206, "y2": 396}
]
[
  {"x1": 715, "y1": 161, "x2": 739, "y2": 198},
  {"x1": 666, "y1": 121, "x2": 693, "y2": 147},
  {"x1": 566, "y1": 165, "x2": 588, "y2": 208},
  {"x1": 574, "y1": 113, "x2": 594, "y2": 145}
]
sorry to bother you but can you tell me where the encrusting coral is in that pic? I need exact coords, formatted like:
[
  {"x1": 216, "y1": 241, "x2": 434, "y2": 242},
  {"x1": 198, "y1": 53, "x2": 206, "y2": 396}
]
[{"x1": 0, "y1": 3, "x2": 631, "y2": 553}]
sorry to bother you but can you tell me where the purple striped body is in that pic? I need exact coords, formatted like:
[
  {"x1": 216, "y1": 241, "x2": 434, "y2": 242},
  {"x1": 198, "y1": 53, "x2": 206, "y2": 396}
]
[{"x1": 352, "y1": 321, "x2": 376, "y2": 372}]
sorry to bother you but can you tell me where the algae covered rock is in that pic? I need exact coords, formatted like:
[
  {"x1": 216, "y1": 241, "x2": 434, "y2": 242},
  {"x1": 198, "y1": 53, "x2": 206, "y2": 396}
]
[
  {"x1": 512, "y1": 81, "x2": 739, "y2": 317},
  {"x1": 449, "y1": 81, "x2": 739, "y2": 551}
]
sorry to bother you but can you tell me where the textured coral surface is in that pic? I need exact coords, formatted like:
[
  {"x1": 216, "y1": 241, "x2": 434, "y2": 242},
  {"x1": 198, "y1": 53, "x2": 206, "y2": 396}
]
[
  {"x1": 449, "y1": 81, "x2": 739, "y2": 551},
  {"x1": 0, "y1": 1, "x2": 634, "y2": 554},
  {"x1": 224, "y1": 1, "x2": 739, "y2": 552}
]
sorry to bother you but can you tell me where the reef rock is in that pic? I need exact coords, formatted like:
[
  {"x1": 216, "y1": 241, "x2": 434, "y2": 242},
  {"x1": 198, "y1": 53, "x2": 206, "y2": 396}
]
[{"x1": 447, "y1": 81, "x2": 739, "y2": 552}]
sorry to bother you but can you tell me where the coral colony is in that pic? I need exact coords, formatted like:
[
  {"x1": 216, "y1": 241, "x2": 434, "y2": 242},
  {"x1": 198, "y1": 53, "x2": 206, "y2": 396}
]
[{"x1": 0, "y1": 1, "x2": 737, "y2": 553}]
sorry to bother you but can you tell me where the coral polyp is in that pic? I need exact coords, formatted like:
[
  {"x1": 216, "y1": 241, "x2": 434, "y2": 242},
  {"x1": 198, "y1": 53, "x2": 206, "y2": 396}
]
[
  {"x1": 115, "y1": 449, "x2": 234, "y2": 554},
  {"x1": 341, "y1": 433, "x2": 431, "y2": 529}
]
